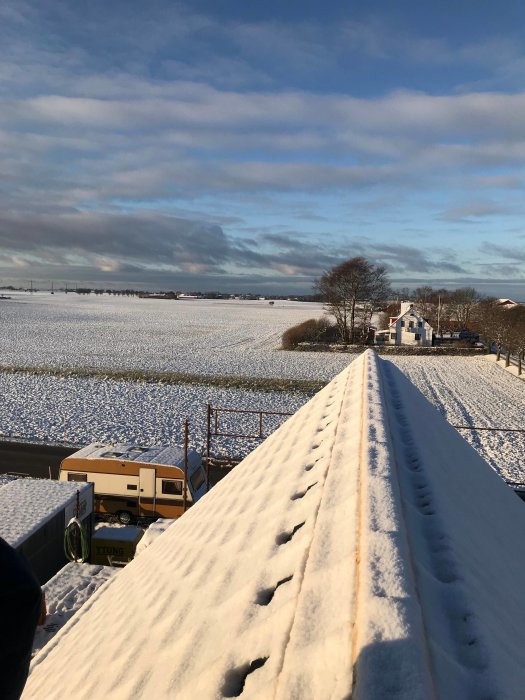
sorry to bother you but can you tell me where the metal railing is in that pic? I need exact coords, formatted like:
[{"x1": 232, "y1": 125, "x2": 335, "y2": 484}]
[{"x1": 205, "y1": 404, "x2": 294, "y2": 490}]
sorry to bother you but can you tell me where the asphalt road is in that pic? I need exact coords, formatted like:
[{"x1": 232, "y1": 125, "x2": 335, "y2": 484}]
[{"x1": 0, "y1": 441, "x2": 77, "y2": 479}]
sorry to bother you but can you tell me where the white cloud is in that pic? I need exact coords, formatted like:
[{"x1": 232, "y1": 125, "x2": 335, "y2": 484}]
[{"x1": 1, "y1": 2, "x2": 525, "y2": 290}]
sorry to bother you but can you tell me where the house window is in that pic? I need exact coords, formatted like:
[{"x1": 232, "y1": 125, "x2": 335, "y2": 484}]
[
  {"x1": 161, "y1": 479, "x2": 183, "y2": 496},
  {"x1": 390, "y1": 333, "x2": 396, "y2": 339},
  {"x1": 418, "y1": 321, "x2": 423, "y2": 328},
  {"x1": 400, "y1": 320, "x2": 405, "y2": 327},
  {"x1": 415, "y1": 334, "x2": 421, "y2": 340},
  {"x1": 67, "y1": 472, "x2": 87, "y2": 482},
  {"x1": 409, "y1": 321, "x2": 414, "y2": 328}
]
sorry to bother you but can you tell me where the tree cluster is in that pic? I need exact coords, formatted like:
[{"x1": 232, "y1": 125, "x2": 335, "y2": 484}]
[
  {"x1": 314, "y1": 266, "x2": 525, "y2": 364},
  {"x1": 389, "y1": 285, "x2": 483, "y2": 333},
  {"x1": 476, "y1": 300, "x2": 525, "y2": 373}
]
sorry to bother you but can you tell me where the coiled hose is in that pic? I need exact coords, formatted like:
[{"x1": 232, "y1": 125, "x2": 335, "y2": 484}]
[{"x1": 64, "y1": 517, "x2": 89, "y2": 563}]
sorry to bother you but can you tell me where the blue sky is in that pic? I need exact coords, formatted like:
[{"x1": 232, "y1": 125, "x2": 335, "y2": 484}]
[{"x1": 1, "y1": 0, "x2": 525, "y2": 295}]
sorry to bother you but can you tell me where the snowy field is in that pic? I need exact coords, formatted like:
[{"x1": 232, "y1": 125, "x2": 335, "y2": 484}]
[
  {"x1": 0, "y1": 292, "x2": 352, "y2": 380},
  {"x1": 0, "y1": 370, "x2": 312, "y2": 458},
  {"x1": 0, "y1": 292, "x2": 356, "y2": 456},
  {"x1": 390, "y1": 356, "x2": 525, "y2": 484},
  {"x1": 2, "y1": 293, "x2": 525, "y2": 481},
  {"x1": 3, "y1": 352, "x2": 525, "y2": 481}
]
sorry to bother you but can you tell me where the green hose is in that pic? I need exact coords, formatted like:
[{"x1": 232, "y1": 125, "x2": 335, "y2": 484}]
[{"x1": 64, "y1": 517, "x2": 89, "y2": 563}]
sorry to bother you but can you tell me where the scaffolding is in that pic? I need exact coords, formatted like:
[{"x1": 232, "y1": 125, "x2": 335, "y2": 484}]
[{"x1": 205, "y1": 404, "x2": 294, "y2": 491}]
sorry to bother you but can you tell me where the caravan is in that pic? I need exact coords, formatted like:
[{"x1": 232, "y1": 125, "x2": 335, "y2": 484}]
[{"x1": 59, "y1": 443, "x2": 206, "y2": 523}]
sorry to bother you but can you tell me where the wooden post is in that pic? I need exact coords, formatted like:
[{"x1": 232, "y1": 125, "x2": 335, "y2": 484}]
[
  {"x1": 206, "y1": 404, "x2": 211, "y2": 492},
  {"x1": 183, "y1": 420, "x2": 189, "y2": 513}
]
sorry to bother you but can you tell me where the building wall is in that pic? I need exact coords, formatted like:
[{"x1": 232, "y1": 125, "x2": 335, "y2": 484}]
[
  {"x1": 375, "y1": 303, "x2": 433, "y2": 346},
  {"x1": 396, "y1": 310, "x2": 432, "y2": 346}
]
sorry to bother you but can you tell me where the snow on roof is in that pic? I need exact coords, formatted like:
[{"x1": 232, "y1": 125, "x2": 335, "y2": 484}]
[
  {"x1": 134, "y1": 518, "x2": 176, "y2": 557},
  {"x1": 32, "y1": 563, "x2": 118, "y2": 657},
  {"x1": 92, "y1": 525, "x2": 144, "y2": 542},
  {"x1": 0, "y1": 479, "x2": 92, "y2": 548},
  {"x1": 68, "y1": 442, "x2": 200, "y2": 468},
  {"x1": 23, "y1": 350, "x2": 525, "y2": 699}
]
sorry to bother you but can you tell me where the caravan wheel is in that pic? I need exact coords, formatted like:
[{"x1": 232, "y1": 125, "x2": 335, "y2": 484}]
[{"x1": 117, "y1": 510, "x2": 132, "y2": 525}]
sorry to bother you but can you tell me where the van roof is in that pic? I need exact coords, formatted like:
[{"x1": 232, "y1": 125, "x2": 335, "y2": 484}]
[{"x1": 64, "y1": 442, "x2": 201, "y2": 469}]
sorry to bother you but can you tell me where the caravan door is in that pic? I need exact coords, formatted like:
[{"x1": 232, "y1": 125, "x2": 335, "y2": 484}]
[{"x1": 139, "y1": 468, "x2": 156, "y2": 516}]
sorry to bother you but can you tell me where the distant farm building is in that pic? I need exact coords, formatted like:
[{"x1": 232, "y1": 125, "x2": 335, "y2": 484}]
[{"x1": 497, "y1": 298, "x2": 519, "y2": 308}]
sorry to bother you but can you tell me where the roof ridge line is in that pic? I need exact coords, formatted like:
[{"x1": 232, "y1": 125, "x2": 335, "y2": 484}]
[
  {"x1": 352, "y1": 352, "x2": 437, "y2": 699},
  {"x1": 273, "y1": 355, "x2": 360, "y2": 699}
]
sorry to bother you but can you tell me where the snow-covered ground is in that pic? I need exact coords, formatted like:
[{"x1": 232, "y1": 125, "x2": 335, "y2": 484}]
[
  {"x1": 389, "y1": 355, "x2": 525, "y2": 484},
  {"x1": 0, "y1": 292, "x2": 352, "y2": 380},
  {"x1": 33, "y1": 563, "x2": 118, "y2": 656},
  {"x1": 2, "y1": 293, "x2": 524, "y2": 482},
  {"x1": 0, "y1": 292, "x2": 352, "y2": 456},
  {"x1": 3, "y1": 352, "x2": 524, "y2": 480},
  {"x1": 0, "y1": 371, "x2": 311, "y2": 457}
]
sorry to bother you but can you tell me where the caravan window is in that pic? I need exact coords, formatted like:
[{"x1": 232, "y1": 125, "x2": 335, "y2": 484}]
[
  {"x1": 67, "y1": 472, "x2": 87, "y2": 482},
  {"x1": 190, "y1": 468, "x2": 205, "y2": 492},
  {"x1": 162, "y1": 479, "x2": 183, "y2": 496}
]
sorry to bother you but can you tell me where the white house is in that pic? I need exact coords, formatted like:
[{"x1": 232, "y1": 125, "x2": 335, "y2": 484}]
[{"x1": 375, "y1": 301, "x2": 433, "y2": 346}]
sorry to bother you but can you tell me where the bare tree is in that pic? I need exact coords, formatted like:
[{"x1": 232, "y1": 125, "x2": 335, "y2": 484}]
[
  {"x1": 446, "y1": 287, "x2": 482, "y2": 329},
  {"x1": 413, "y1": 286, "x2": 452, "y2": 330},
  {"x1": 315, "y1": 257, "x2": 390, "y2": 344}
]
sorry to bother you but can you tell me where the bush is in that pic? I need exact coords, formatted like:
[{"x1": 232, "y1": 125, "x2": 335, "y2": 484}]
[{"x1": 281, "y1": 318, "x2": 334, "y2": 350}]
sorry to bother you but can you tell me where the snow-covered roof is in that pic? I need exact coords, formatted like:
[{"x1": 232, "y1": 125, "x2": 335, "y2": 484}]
[
  {"x1": 134, "y1": 518, "x2": 175, "y2": 557},
  {"x1": 23, "y1": 350, "x2": 525, "y2": 699},
  {"x1": 0, "y1": 479, "x2": 92, "y2": 548},
  {"x1": 67, "y1": 442, "x2": 200, "y2": 468},
  {"x1": 32, "y1": 563, "x2": 118, "y2": 657}
]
